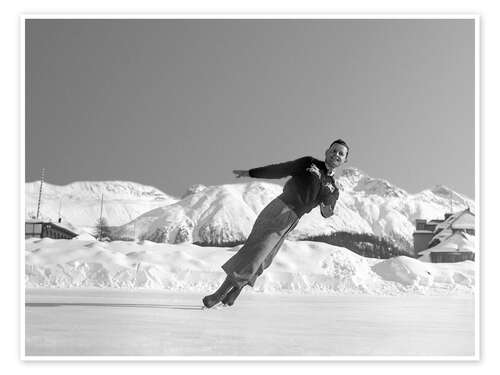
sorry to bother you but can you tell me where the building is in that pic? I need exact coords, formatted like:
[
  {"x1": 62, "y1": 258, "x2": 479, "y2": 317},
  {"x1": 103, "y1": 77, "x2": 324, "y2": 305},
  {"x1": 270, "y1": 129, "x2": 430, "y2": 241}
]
[
  {"x1": 413, "y1": 218, "x2": 445, "y2": 255},
  {"x1": 25, "y1": 220, "x2": 78, "y2": 240},
  {"x1": 413, "y1": 208, "x2": 475, "y2": 263},
  {"x1": 418, "y1": 231, "x2": 475, "y2": 263},
  {"x1": 427, "y1": 208, "x2": 475, "y2": 248}
]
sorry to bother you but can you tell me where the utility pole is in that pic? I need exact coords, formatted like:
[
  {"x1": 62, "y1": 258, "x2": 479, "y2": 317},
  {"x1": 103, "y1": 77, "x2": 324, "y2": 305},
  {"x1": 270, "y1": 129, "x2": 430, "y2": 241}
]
[
  {"x1": 98, "y1": 193, "x2": 104, "y2": 241},
  {"x1": 58, "y1": 198, "x2": 63, "y2": 223},
  {"x1": 99, "y1": 193, "x2": 104, "y2": 222},
  {"x1": 36, "y1": 168, "x2": 45, "y2": 220}
]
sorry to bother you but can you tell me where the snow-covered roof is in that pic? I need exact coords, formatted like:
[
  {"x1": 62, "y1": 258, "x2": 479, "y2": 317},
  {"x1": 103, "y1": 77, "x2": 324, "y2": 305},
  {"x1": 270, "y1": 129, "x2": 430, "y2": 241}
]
[
  {"x1": 451, "y1": 212, "x2": 475, "y2": 230},
  {"x1": 434, "y1": 215, "x2": 456, "y2": 232},
  {"x1": 419, "y1": 232, "x2": 474, "y2": 255},
  {"x1": 428, "y1": 219, "x2": 444, "y2": 225},
  {"x1": 431, "y1": 228, "x2": 453, "y2": 243},
  {"x1": 427, "y1": 209, "x2": 475, "y2": 247},
  {"x1": 434, "y1": 209, "x2": 475, "y2": 233},
  {"x1": 25, "y1": 219, "x2": 77, "y2": 235}
]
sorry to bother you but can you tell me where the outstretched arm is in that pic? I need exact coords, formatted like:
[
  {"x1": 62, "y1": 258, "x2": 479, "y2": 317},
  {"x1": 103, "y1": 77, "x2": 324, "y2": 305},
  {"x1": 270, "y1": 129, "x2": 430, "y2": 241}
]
[{"x1": 243, "y1": 157, "x2": 311, "y2": 179}]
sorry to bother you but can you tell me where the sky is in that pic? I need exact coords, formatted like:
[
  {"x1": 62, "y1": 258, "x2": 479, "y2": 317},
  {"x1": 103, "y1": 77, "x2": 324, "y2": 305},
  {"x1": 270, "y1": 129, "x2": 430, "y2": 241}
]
[{"x1": 25, "y1": 19, "x2": 475, "y2": 198}]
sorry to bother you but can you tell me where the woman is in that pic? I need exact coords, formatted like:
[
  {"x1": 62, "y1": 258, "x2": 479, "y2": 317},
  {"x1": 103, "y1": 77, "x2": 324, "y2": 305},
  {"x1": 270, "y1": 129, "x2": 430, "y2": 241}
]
[{"x1": 202, "y1": 139, "x2": 349, "y2": 308}]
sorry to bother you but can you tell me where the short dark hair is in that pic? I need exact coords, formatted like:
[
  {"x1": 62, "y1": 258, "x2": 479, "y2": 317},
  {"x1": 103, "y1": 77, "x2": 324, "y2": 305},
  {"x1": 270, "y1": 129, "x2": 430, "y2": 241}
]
[{"x1": 329, "y1": 139, "x2": 349, "y2": 157}]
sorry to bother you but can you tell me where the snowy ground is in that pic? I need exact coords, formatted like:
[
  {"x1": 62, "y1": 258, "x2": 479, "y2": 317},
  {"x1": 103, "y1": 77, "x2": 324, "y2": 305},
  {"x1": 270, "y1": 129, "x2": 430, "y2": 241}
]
[{"x1": 25, "y1": 288, "x2": 475, "y2": 357}]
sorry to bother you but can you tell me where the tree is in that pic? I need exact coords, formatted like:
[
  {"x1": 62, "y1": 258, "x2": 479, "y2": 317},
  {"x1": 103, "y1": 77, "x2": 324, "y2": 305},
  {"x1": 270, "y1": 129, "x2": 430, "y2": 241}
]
[
  {"x1": 299, "y1": 231, "x2": 413, "y2": 259},
  {"x1": 94, "y1": 217, "x2": 112, "y2": 241}
]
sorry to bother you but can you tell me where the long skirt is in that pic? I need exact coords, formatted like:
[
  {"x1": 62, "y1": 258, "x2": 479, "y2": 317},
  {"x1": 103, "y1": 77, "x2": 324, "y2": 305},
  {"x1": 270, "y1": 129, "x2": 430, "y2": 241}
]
[{"x1": 222, "y1": 196, "x2": 300, "y2": 288}]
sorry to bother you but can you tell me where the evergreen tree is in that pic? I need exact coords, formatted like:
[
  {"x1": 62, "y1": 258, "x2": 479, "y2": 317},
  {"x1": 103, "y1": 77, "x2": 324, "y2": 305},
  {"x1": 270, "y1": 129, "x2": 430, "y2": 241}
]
[
  {"x1": 300, "y1": 231, "x2": 413, "y2": 259},
  {"x1": 94, "y1": 217, "x2": 112, "y2": 241}
]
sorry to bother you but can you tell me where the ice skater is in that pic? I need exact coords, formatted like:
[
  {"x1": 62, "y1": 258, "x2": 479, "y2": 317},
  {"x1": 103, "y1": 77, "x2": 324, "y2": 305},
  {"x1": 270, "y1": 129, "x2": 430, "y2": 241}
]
[{"x1": 202, "y1": 139, "x2": 349, "y2": 308}]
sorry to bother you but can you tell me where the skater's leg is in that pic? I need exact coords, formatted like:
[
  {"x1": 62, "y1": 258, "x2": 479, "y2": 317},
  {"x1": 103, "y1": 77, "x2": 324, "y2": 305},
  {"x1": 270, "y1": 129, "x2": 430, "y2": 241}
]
[
  {"x1": 222, "y1": 198, "x2": 299, "y2": 288},
  {"x1": 202, "y1": 276, "x2": 236, "y2": 308},
  {"x1": 221, "y1": 212, "x2": 299, "y2": 307}
]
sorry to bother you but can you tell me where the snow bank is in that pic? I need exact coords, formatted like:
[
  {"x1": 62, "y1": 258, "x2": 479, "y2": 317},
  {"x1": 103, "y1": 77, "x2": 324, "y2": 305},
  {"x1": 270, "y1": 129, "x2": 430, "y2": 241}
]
[
  {"x1": 24, "y1": 239, "x2": 474, "y2": 296},
  {"x1": 73, "y1": 233, "x2": 97, "y2": 241}
]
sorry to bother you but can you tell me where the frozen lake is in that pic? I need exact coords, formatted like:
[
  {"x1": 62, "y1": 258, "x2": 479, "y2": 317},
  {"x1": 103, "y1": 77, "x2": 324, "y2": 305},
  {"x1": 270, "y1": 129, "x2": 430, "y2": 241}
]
[{"x1": 25, "y1": 288, "x2": 475, "y2": 357}]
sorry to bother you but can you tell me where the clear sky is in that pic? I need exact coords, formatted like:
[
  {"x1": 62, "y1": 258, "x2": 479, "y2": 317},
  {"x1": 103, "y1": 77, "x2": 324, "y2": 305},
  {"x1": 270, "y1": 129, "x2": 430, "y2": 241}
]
[{"x1": 25, "y1": 19, "x2": 475, "y2": 198}]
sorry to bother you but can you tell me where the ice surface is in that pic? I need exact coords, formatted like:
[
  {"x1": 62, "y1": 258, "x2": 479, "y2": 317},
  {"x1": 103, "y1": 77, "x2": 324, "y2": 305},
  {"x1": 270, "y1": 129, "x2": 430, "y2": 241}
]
[{"x1": 25, "y1": 289, "x2": 475, "y2": 357}]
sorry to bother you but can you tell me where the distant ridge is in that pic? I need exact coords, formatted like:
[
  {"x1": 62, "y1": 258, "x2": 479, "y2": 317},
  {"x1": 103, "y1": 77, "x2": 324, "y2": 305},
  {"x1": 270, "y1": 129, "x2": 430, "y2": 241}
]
[
  {"x1": 25, "y1": 168, "x2": 474, "y2": 244},
  {"x1": 112, "y1": 167, "x2": 474, "y2": 246}
]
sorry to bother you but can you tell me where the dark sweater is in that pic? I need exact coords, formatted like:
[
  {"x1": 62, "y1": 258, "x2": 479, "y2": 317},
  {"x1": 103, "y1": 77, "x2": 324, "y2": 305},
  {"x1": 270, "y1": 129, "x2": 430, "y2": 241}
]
[{"x1": 248, "y1": 156, "x2": 340, "y2": 218}]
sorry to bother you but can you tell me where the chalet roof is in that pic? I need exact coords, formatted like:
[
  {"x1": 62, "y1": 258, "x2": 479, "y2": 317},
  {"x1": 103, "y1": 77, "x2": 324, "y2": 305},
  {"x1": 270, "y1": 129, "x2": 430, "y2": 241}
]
[
  {"x1": 434, "y1": 208, "x2": 475, "y2": 233},
  {"x1": 451, "y1": 212, "x2": 475, "y2": 229},
  {"x1": 428, "y1": 219, "x2": 444, "y2": 225},
  {"x1": 25, "y1": 220, "x2": 78, "y2": 236},
  {"x1": 431, "y1": 228, "x2": 453, "y2": 243}
]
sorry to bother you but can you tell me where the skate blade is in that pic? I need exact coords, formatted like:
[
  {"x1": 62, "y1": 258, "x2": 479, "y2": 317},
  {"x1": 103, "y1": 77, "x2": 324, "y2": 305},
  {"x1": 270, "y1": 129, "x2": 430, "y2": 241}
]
[{"x1": 202, "y1": 302, "x2": 228, "y2": 310}]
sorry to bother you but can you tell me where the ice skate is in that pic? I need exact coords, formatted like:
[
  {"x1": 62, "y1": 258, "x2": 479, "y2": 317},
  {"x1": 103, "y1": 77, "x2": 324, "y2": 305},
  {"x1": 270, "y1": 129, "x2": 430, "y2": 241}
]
[
  {"x1": 202, "y1": 277, "x2": 234, "y2": 308},
  {"x1": 222, "y1": 286, "x2": 243, "y2": 306}
]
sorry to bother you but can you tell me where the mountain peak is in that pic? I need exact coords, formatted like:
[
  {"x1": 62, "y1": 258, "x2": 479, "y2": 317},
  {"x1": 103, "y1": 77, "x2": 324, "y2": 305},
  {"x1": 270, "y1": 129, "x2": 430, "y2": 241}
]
[
  {"x1": 335, "y1": 167, "x2": 406, "y2": 198},
  {"x1": 338, "y1": 166, "x2": 364, "y2": 177},
  {"x1": 181, "y1": 184, "x2": 208, "y2": 199},
  {"x1": 431, "y1": 184, "x2": 454, "y2": 196},
  {"x1": 335, "y1": 167, "x2": 365, "y2": 190}
]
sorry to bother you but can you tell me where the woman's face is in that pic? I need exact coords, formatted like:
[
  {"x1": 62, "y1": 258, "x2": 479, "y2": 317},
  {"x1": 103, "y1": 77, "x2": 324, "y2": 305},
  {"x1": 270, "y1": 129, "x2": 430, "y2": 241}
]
[{"x1": 325, "y1": 143, "x2": 348, "y2": 169}]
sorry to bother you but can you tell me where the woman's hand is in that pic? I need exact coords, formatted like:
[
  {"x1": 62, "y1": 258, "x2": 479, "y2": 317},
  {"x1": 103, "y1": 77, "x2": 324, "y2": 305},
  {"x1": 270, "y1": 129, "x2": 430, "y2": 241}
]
[{"x1": 233, "y1": 170, "x2": 250, "y2": 178}]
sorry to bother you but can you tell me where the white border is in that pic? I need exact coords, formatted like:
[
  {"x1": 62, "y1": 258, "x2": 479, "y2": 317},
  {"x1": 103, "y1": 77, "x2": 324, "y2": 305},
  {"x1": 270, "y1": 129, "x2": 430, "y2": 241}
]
[
  {"x1": 474, "y1": 15, "x2": 481, "y2": 362},
  {"x1": 22, "y1": 13, "x2": 478, "y2": 19},
  {"x1": 20, "y1": 14, "x2": 480, "y2": 362},
  {"x1": 20, "y1": 13, "x2": 26, "y2": 363}
]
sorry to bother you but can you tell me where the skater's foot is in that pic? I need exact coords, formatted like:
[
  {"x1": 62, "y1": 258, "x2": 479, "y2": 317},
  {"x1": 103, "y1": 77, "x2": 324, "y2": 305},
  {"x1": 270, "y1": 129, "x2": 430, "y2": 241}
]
[
  {"x1": 221, "y1": 286, "x2": 243, "y2": 306},
  {"x1": 202, "y1": 277, "x2": 235, "y2": 308},
  {"x1": 202, "y1": 294, "x2": 223, "y2": 308}
]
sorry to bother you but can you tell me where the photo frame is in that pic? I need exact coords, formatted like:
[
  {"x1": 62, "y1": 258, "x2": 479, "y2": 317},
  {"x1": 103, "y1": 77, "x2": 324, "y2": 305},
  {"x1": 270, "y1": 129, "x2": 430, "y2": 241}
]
[{"x1": 21, "y1": 14, "x2": 479, "y2": 361}]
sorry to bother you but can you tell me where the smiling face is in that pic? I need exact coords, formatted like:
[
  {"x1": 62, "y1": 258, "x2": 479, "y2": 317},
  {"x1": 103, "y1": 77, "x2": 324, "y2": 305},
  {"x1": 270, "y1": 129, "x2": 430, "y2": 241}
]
[{"x1": 325, "y1": 143, "x2": 348, "y2": 170}]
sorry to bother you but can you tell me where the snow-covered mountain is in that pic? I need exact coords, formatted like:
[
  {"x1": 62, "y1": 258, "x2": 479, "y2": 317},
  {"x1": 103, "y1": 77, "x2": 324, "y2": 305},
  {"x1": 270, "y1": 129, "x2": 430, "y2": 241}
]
[
  {"x1": 111, "y1": 182, "x2": 283, "y2": 243},
  {"x1": 109, "y1": 167, "x2": 474, "y2": 246},
  {"x1": 25, "y1": 181, "x2": 179, "y2": 233},
  {"x1": 24, "y1": 168, "x2": 474, "y2": 244}
]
